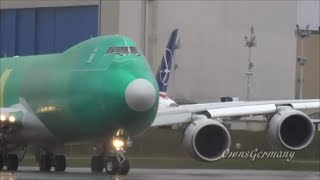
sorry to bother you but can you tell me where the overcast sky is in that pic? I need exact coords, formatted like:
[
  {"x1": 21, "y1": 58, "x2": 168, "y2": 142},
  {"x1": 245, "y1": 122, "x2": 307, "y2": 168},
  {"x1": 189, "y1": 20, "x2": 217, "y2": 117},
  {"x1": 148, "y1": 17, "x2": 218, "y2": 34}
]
[{"x1": 297, "y1": 0, "x2": 319, "y2": 30}]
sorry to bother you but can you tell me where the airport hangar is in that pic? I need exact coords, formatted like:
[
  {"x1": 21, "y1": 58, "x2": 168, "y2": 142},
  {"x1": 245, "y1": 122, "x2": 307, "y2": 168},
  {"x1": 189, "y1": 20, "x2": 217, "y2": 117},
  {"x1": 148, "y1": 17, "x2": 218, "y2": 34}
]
[{"x1": 0, "y1": 1, "x2": 319, "y2": 103}]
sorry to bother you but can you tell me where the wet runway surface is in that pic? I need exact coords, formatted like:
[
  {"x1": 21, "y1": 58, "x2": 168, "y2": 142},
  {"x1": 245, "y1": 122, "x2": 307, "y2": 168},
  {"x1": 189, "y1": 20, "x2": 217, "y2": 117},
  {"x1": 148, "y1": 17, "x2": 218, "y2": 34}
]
[{"x1": 0, "y1": 167, "x2": 319, "y2": 180}]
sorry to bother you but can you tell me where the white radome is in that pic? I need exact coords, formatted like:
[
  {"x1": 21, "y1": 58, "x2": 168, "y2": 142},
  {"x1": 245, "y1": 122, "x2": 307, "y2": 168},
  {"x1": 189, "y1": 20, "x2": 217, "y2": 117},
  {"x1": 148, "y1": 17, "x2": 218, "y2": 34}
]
[{"x1": 125, "y1": 78, "x2": 156, "y2": 112}]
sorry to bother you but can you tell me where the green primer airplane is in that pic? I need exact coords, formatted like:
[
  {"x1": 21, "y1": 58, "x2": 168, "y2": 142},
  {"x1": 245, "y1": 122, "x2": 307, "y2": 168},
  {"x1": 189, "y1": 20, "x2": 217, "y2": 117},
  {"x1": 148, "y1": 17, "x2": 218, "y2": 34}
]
[
  {"x1": 0, "y1": 35, "x2": 159, "y2": 174},
  {"x1": 0, "y1": 30, "x2": 319, "y2": 175}
]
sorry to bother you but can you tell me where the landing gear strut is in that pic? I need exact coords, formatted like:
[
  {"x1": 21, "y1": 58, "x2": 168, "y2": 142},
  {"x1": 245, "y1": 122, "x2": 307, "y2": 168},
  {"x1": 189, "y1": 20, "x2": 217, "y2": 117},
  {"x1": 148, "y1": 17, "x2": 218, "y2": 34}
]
[{"x1": 39, "y1": 152, "x2": 66, "y2": 172}]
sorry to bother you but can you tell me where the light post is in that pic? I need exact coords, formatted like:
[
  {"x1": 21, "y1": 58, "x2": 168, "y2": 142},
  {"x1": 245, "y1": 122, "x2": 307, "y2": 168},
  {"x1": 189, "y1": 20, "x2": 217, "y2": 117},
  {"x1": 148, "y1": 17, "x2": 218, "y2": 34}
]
[
  {"x1": 295, "y1": 24, "x2": 311, "y2": 99},
  {"x1": 244, "y1": 26, "x2": 256, "y2": 101}
]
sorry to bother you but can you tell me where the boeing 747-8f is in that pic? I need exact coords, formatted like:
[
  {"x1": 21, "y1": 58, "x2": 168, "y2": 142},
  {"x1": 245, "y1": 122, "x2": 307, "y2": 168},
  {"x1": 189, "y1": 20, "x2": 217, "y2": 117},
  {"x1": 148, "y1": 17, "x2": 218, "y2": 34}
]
[{"x1": 0, "y1": 30, "x2": 319, "y2": 175}]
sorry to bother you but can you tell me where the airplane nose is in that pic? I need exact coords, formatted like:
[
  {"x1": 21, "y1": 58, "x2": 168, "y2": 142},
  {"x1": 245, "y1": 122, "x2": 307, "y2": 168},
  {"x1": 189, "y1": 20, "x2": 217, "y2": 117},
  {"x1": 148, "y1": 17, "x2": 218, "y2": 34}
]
[{"x1": 125, "y1": 78, "x2": 157, "y2": 112}]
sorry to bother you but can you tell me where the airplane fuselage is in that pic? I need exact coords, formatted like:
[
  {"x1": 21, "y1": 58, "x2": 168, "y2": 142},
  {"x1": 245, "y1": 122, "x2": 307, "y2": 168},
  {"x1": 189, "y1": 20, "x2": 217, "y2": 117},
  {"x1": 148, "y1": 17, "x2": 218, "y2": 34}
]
[{"x1": 0, "y1": 35, "x2": 159, "y2": 143}]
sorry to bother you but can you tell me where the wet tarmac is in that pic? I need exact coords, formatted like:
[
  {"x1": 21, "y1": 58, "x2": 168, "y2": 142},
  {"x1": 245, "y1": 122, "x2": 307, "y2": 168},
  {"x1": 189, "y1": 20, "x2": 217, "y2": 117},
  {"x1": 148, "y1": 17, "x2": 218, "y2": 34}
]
[{"x1": 0, "y1": 167, "x2": 319, "y2": 180}]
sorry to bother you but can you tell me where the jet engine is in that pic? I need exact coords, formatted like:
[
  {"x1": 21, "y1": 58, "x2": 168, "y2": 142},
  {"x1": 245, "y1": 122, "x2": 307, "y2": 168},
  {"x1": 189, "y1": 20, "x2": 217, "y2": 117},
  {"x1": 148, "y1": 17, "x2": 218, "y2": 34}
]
[
  {"x1": 267, "y1": 108, "x2": 314, "y2": 150},
  {"x1": 183, "y1": 115, "x2": 231, "y2": 161}
]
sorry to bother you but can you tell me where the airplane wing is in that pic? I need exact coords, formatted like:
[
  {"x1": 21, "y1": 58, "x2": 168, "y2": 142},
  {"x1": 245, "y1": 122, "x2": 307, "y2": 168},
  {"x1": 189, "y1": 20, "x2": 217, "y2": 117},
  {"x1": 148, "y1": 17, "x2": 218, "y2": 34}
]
[
  {"x1": 0, "y1": 98, "x2": 57, "y2": 143},
  {"x1": 312, "y1": 119, "x2": 320, "y2": 123},
  {"x1": 152, "y1": 99, "x2": 320, "y2": 126}
]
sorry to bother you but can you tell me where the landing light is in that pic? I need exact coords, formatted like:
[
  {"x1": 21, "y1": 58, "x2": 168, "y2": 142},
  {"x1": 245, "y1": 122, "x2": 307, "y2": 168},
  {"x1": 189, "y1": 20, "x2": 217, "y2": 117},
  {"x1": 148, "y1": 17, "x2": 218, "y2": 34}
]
[
  {"x1": 0, "y1": 115, "x2": 6, "y2": 122},
  {"x1": 112, "y1": 138, "x2": 124, "y2": 150},
  {"x1": 9, "y1": 116, "x2": 16, "y2": 123},
  {"x1": 37, "y1": 106, "x2": 58, "y2": 113}
]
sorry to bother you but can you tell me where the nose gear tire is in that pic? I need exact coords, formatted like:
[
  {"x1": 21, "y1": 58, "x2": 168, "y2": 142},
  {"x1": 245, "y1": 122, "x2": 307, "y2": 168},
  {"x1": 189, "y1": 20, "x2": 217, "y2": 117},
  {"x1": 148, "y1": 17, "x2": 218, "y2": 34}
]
[{"x1": 105, "y1": 156, "x2": 119, "y2": 175}]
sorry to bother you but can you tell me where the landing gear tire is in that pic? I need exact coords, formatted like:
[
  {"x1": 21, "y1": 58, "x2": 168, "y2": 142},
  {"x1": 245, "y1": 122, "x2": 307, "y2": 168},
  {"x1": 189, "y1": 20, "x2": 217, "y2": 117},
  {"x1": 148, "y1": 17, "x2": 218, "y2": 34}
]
[
  {"x1": 7, "y1": 154, "x2": 18, "y2": 171},
  {"x1": 39, "y1": 154, "x2": 51, "y2": 171},
  {"x1": 54, "y1": 155, "x2": 66, "y2": 172},
  {"x1": 0, "y1": 153, "x2": 3, "y2": 171},
  {"x1": 119, "y1": 160, "x2": 130, "y2": 175},
  {"x1": 105, "y1": 156, "x2": 119, "y2": 175},
  {"x1": 91, "y1": 156, "x2": 104, "y2": 172}
]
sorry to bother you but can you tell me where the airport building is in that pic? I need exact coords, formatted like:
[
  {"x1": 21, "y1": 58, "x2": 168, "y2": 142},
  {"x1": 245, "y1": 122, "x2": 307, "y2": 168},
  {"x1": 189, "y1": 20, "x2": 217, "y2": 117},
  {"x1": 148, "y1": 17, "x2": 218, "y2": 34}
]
[{"x1": 0, "y1": 1, "x2": 318, "y2": 102}]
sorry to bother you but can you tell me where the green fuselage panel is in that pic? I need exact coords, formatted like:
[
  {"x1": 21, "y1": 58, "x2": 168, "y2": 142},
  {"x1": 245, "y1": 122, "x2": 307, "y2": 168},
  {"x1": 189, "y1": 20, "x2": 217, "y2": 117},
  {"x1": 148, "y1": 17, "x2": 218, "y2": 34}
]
[{"x1": 0, "y1": 35, "x2": 159, "y2": 142}]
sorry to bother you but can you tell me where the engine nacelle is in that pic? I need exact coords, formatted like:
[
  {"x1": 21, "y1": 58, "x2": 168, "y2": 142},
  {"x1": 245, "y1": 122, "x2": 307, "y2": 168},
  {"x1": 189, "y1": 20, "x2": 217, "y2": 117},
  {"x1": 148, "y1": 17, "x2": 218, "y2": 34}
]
[
  {"x1": 183, "y1": 115, "x2": 231, "y2": 161},
  {"x1": 267, "y1": 108, "x2": 314, "y2": 150}
]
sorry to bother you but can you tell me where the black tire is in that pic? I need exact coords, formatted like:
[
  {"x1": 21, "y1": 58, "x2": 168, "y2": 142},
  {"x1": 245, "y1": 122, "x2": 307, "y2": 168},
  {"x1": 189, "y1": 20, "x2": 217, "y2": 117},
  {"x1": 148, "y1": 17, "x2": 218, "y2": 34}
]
[
  {"x1": 105, "y1": 156, "x2": 119, "y2": 175},
  {"x1": 0, "y1": 153, "x2": 3, "y2": 171},
  {"x1": 39, "y1": 154, "x2": 51, "y2": 171},
  {"x1": 90, "y1": 156, "x2": 104, "y2": 172},
  {"x1": 7, "y1": 154, "x2": 18, "y2": 171},
  {"x1": 54, "y1": 155, "x2": 66, "y2": 172},
  {"x1": 119, "y1": 160, "x2": 130, "y2": 175}
]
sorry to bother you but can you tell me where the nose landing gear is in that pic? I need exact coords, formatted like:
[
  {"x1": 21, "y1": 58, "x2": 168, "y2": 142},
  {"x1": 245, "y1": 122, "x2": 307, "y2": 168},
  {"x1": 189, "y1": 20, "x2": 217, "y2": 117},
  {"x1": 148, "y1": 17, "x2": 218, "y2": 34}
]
[
  {"x1": 91, "y1": 151, "x2": 130, "y2": 175},
  {"x1": 90, "y1": 136, "x2": 131, "y2": 175},
  {"x1": 105, "y1": 151, "x2": 130, "y2": 175}
]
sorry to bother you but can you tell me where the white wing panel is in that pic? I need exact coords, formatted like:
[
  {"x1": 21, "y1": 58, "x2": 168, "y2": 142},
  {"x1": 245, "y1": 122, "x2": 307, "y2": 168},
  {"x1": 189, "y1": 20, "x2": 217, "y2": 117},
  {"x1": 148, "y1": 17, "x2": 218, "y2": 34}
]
[
  {"x1": 152, "y1": 111, "x2": 192, "y2": 127},
  {"x1": 207, "y1": 104, "x2": 277, "y2": 118},
  {"x1": 154, "y1": 99, "x2": 320, "y2": 127},
  {"x1": 179, "y1": 99, "x2": 319, "y2": 112},
  {"x1": 291, "y1": 102, "x2": 320, "y2": 110}
]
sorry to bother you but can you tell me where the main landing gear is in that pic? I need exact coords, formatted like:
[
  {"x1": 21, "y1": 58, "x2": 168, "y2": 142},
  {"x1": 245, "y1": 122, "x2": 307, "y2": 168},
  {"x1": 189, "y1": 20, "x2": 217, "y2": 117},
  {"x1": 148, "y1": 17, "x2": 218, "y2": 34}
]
[
  {"x1": 0, "y1": 145, "x2": 27, "y2": 171},
  {"x1": 39, "y1": 152, "x2": 66, "y2": 172},
  {"x1": 0, "y1": 153, "x2": 19, "y2": 171}
]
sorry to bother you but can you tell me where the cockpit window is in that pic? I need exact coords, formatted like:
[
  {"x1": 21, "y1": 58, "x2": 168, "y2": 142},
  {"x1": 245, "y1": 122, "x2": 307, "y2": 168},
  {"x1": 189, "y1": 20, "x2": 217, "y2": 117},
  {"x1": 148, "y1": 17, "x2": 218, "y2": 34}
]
[
  {"x1": 106, "y1": 46, "x2": 141, "y2": 56},
  {"x1": 114, "y1": 47, "x2": 129, "y2": 55},
  {"x1": 106, "y1": 47, "x2": 115, "y2": 54},
  {"x1": 129, "y1": 47, "x2": 140, "y2": 55}
]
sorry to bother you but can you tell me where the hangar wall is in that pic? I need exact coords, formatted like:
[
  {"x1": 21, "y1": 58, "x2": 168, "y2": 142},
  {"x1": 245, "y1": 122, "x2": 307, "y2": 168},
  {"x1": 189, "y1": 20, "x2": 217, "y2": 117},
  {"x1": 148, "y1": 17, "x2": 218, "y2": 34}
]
[
  {"x1": 152, "y1": 1, "x2": 298, "y2": 102},
  {"x1": 0, "y1": 6, "x2": 98, "y2": 57},
  {"x1": 0, "y1": 0, "x2": 99, "y2": 9},
  {"x1": 0, "y1": 0, "x2": 145, "y2": 55},
  {"x1": 1, "y1": 1, "x2": 300, "y2": 102}
]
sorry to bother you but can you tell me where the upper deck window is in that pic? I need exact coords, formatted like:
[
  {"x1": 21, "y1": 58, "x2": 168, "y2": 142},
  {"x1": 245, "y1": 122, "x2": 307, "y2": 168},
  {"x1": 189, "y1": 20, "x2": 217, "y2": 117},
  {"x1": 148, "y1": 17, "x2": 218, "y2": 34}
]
[{"x1": 106, "y1": 46, "x2": 141, "y2": 56}]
